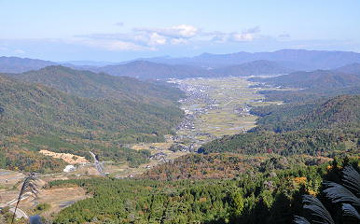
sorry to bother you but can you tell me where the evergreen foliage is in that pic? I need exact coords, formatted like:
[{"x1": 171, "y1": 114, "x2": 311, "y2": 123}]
[
  {"x1": 52, "y1": 163, "x2": 329, "y2": 224},
  {"x1": 0, "y1": 66, "x2": 184, "y2": 172}
]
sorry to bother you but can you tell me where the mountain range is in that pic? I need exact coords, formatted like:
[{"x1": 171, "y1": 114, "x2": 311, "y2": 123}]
[
  {"x1": 251, "y1": 63, "x2": 360, "y2": 89},
  {"x1": 0, "y1": 66, "x2": 185, "y2": 171},
  {"x1": 213, "y1": 60, "x2": 293, "y2": 77},
  {"x1": 93, "y1": 60, "x2": 215, "y2": 79},
  {"x1": 143, "y1": 49, "x2": 360, "y2": 70},
  {"x1": 2, "y1": 49, "x2": 360, "y2": 79},
  {"x1": 0, "y1": 56, "x2": 55, "y2": 73}
]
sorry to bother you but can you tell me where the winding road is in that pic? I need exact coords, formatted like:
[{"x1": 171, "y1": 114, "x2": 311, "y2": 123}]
[{"x1": 0, "y1": 193, "x2": 30, "y2": 220}]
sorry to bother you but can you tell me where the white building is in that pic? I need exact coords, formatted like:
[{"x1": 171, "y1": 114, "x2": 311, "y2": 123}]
[{"x1": 63, "y1": 165, "x2": 76, "y2": 173}]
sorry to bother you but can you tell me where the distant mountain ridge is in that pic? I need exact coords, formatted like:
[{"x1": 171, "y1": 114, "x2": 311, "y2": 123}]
[
  {"x1": 214, "y1": 60, "x2": 293, "y2": 76},
  {"x1": 94, "y1": 60, "x2": 216, "y2": 79},
  {"x1": 94, "y1": 60, "x2": 295, "y2": 79},
  {"x1": 250, "y1": 61, "x2": 360, "y2": 90},
  {"x1": 142, "y1": 49, "x2": 360, "y2": 70},
  {"x1": 2, "y1": 49, "x2": 360, "y2": 78},
  {"x1": 0, "y1": 56, "x2": 56, "y2": 73},
  {"x1": 252, "y1": 70, "x2": 360, "y2": 89}
]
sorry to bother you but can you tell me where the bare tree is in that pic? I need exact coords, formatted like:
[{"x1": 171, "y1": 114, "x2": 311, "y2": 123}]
[{"x1": 11, "y1": 172, "x2": 39, "y2": 224}]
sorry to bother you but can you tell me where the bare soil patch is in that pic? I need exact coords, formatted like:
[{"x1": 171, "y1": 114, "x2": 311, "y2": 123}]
[{"x1": 39, "y1": 150, "x2": 88, "y2": 164}]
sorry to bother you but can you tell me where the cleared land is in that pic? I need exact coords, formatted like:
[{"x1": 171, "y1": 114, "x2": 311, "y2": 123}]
[
  {"x1": 175, "y1": 77, "x2": 278, "y2": 142},
  {"x1": 39, "y1": 150, "x2": 88, "y2": 164}
]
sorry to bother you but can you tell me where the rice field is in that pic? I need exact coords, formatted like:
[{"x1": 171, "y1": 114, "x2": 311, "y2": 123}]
[{"x1": 178, "y1": 77, "x2": 265, "y2": 139}]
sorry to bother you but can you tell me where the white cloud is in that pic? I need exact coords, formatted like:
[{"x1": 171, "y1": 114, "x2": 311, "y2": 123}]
[
  {"x1": 202, "y1": 26, "x2": 261, "y2": 43},
  {"x1": 135, "y1": 24, "x2": 198, "y2": 38},
  {"x1": 74, "y1": 25, "x2": 262, "y2": 51},
  {"x1": 148, "y1": 33, "x2": 167, "y2": 46},
  {"x1": 78, "y1": 25, "x2": 198, "y2": 50},
  {"x1": 229, "y1": 26, "x2": 260, "y2": 42},
  {"x1": 230, "y1": 32, "x2": 254, "y2": 42},
  {"x1": 170, "y1": 24, "x2": 198, "y2": 38}
]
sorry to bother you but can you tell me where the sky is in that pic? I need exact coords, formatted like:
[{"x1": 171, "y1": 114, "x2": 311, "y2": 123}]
[{"x1": 0, "y1": 0, "x2": 359, "y2": 62}]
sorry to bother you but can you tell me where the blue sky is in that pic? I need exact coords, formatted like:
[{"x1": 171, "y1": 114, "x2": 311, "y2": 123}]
[{"x1": 1, "y1": 0, "x2": 359, "y2": 61}]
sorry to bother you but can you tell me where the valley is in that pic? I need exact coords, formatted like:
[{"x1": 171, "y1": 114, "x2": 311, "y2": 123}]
[
  {"x1": 3, "y1": 68, "x2": 360, "y2": 223},
  {"x1": 1, "y1": 68, "x2": 360, "y2": 223},
  {"x1": 1, "y1": 76, "x2": 274, "y2": 221},
  {"x1": 175, "y1": 77, "x2": 265, "y2": 142},
  {"x1": 121, "y1": 77, "x2": 283, "y2": 178},
  {"x1": 2, "y1": 0, "x2": 360, "y2": 222}
]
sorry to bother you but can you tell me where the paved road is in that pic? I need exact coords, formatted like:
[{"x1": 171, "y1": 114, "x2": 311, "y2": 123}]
[
  {"x1": 9, "y1": 206, "x2": 28, "y2": 219},
  {"x1": 0, "y1": 193, "x2": 30, "y2": 220},
  {"x1": 89, "y1": 151, "x2": 105, "y2": 176}
]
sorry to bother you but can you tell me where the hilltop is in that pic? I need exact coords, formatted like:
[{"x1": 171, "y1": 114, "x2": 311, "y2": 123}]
[
  {"x1": 94, "y1": 60, "x2": 214, "y2": 79},
  {"x1": 334, "y1": 62, "x2": 360, "y2": 75},
  {"x1": 13, "y1": 65, "x2": 183, "y2": 103},
  {"x1": 251, "y1": 70, "x2": 360, "y2": 89},
  {"x1": 0, "y1": 67, "x2": 184, "y2": 172},
  {"x1": 0, "y1": 56, "x2": 56, "y2": 73},
  {"x1": 0, "y1": 74, "x2": 183, "y2": 141},
  {"x1": 214, "y1": 60, "x2": 292, "y2": 76},
  {"x1": 145, "y1": 49, "x2": 360, "y2": 70},
  {"x1": 252, "y1": 95, "x2": 360, "y2": 132}
]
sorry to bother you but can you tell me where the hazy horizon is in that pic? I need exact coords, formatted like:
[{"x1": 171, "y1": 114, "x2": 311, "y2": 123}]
[
  {"x1": 3, "y1": 48, "x2": 360, "y2": 65},
  {"x1": 1, "y1": 0, "x2": 359, "y2": 62}
]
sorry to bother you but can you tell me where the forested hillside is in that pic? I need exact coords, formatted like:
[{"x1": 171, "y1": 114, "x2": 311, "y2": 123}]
[
  {"x1": 198, "y1": 95, "x2": 360, "y2": 156},
  {"x1": 142, "y1": 153, "x2": 334, "y2": 180},
  {"x1": 51, "y1": 160, "x2": 333, "y2": 224},
  {"x1": 0, "y1": 73, "x2": 183, "y2": 142},
  {"x1": 14, "y1": 65, "x2": 184, "y2": 103},
  {"x1": 2, "y1": 1, "x2": 360, "y2": 223},
  {"x1": 249, "y1": 64, "x2": 360, "y2": 106},
  {"x1": 0, "y1": 68, "x2": 184, "y2": 172},
  {"x1": 335, "y1": 63, "x2": 360, "y2": 75},
  {"x1": 257, "y1": 85, "x2": 360, "y2": 103},
  {"x1": 251, "y1": 70, "x2": 360, "y2": 89},
  {"x1": 251, "y1": 95, "x2": 360, "y2": 132},
  {"x1": 198, "y1": 129, "x2": 360, "y2": 156}
]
